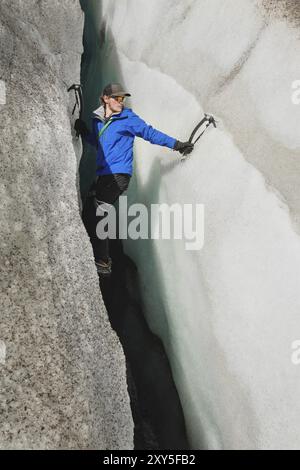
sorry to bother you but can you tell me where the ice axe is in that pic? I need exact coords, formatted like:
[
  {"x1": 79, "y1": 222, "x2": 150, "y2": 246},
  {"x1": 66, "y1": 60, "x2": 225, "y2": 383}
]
[
  {"x1": 181, "y1": 113, "x2": 217, "y2": 161},
  {"x1": 67, "y1": 83, "x2": 83, "y2": 137}
]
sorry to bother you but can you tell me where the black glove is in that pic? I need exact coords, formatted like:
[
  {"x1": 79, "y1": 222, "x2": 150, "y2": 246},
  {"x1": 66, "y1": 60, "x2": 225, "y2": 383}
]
[
  {"x1": 174, "y1": 140, "x2": 194, "y2": 155},
  {"x1": 74, "y1": 119, "x2": 89, "y2": 137}
]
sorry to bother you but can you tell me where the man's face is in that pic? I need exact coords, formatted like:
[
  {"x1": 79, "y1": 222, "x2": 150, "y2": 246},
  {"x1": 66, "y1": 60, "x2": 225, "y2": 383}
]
[{"x1": 103, "y1": 95, "x2": 125, "y2": 114}]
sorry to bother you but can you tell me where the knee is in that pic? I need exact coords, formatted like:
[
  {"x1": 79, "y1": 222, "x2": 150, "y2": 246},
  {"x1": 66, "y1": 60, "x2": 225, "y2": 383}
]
[{"x1": 94, "y1": 198, "x2": 112, "y2": 215}]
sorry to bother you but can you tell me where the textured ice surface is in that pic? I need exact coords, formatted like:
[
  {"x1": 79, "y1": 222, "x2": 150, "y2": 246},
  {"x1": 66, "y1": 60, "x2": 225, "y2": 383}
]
[
  {"x1": 88, "y1": 0, "x2": 300, "y2": 449},
  {"x1": 0, "y1": 0, "x2": 133, "y2": 449}
]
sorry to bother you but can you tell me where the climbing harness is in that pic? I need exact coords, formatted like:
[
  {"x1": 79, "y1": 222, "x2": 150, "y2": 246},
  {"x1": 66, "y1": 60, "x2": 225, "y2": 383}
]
[
  {"x1": 67, "y1": 83, "x2": 83, "y2": 137},
  {"x1": 181, "y1": 113, "x2": 217, "y2": 161}
]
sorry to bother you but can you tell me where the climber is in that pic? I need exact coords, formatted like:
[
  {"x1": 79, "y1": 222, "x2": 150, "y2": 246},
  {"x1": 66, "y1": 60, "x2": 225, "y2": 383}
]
[{"x1": 75, "y1": 82, "x2": 194, "y2": 276}]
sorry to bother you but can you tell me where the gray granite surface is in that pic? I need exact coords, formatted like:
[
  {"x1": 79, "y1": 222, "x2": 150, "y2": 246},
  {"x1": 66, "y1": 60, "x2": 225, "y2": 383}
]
[{"x1": 0, "y1": 0, "x2": 133, "y2": 449}]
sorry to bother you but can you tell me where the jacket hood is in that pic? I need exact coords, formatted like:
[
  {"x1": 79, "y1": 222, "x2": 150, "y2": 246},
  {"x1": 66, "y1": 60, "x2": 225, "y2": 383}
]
[
  {"x1": 92, "y1": 105, "x2": 106, "y2": 121},
  {"x1": 92, "y1": 105, "x2": 132, "y2": 122}
]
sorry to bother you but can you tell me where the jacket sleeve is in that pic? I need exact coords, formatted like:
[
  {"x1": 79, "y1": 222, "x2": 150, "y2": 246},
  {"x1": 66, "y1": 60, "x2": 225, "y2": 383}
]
[
  {"x1": 82, "y1": 119, "x2": 98, "y2": 148},
  {"x1": 127, "y1": 114, "x2": 177, "y2": 150}
]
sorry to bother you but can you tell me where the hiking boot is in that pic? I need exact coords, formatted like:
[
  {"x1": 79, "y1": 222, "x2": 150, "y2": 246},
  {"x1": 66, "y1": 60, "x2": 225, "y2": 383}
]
[{"x1": 95, "y1": 258, "x2": 112, "y2": 277}]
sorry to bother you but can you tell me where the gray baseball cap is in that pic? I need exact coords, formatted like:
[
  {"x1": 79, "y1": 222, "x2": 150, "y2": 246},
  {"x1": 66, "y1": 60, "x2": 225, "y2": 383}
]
[{"x1": 102, "y1": 83, "x2": 131, "y2": 97}]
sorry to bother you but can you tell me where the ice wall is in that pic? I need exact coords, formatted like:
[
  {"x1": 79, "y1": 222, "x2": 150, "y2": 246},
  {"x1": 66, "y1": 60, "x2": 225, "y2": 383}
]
[
  {"x1": 87, "y1": 0, "x2": 300, "y2": 449},
  {"x1": 0, "y1": 0, "x2": 133, "y2": 449}
]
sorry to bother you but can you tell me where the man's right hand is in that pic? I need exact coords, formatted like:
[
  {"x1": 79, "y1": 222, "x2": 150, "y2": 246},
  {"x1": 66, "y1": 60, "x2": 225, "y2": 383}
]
[
  {"x1": 74, "y1": 119, "x2": 89, "y2": 137},
  {"x1": 174, "y1": 140, "x2": 194, "y2": 155}
]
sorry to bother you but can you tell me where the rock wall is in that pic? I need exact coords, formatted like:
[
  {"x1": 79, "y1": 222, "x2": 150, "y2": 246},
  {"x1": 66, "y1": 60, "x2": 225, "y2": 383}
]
[{"x1": 0, "y1": 0, "x2": 133, "y2": 449}]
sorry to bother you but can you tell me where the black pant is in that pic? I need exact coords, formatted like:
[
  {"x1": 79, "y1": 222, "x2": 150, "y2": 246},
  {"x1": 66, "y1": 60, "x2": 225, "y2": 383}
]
[{"x1": 82, "y1": 173, "x2": 131, "y2": 262}]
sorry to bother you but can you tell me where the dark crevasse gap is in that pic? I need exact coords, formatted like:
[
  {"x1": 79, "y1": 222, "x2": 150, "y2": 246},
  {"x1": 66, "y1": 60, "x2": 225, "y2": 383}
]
[{"x1": 99, "y1": 239, "x2": 189, "y2": 450}]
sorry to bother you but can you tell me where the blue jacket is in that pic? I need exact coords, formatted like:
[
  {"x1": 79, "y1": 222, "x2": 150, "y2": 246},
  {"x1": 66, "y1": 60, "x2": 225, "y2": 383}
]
[{"x1": 84, "y1": 106, "x2": 177, "y2": 176}]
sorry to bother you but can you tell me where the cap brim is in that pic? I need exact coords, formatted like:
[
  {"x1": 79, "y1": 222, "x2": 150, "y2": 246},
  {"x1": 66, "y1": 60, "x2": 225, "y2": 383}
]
[{"x1": 111, "y1": 92, "x2": 131, "y2": 97}]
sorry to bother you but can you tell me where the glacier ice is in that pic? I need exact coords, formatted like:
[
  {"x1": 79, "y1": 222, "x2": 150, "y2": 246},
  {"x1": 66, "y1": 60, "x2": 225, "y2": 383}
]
[{"x1": 85, "y1": 0, "x2": 300, "y2": 450}]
